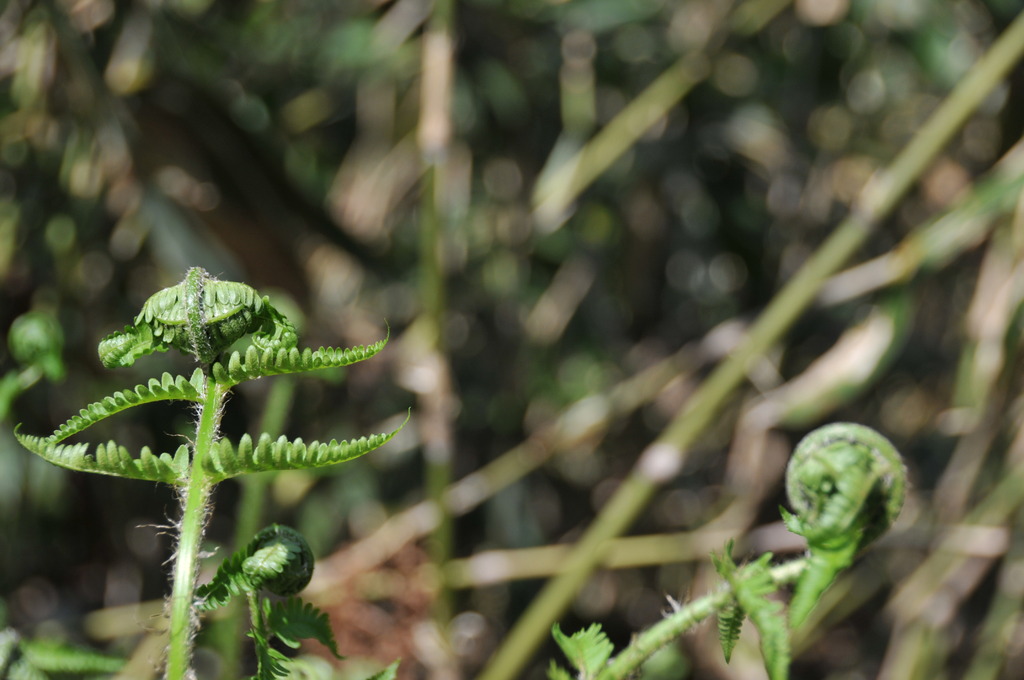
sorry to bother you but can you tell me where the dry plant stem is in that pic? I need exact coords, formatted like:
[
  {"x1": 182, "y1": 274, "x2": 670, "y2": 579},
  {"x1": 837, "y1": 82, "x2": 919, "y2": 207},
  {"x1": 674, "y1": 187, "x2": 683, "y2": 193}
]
[
  {"x1": 819, "y1": 141, "x2": 1024, "y2": 305},
  {"x1": 596, "y1": 558, "x2": 807, "y2": 680},
  {"x1": 479, "y1": 11, "x2": 1024, "y2": 680},
  {"x1": 962, "y1": 504, "x2": 1024, "y2": 680},
  {"x1": 166, "y1": 374, "x2": 228, "y2": 680},
  {"x1": 888, "y1": 416, "x2": 1024, "y2": 622},
  {"x1": 444, "y1": 521, "x2": 770, "y2": 588},
  {"x1": 418, "y1": 0, "x2": 457, "y2": 627}
]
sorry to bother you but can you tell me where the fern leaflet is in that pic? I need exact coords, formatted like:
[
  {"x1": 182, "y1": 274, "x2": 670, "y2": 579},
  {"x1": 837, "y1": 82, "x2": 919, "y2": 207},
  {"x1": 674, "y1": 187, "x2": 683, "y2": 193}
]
[
  {"x1": 211, "y1": 336, "x2": 388, "y2": 387},
  {"x1": 202, "y1": 414, "x2": 407, "y2": 483},
  {"x1": 13, "y1": 432, "x2": 188, "y2": 484},
  {"x1": 45, "y1": 370, "x2": 204, "y2": 443},
  {"x1": 266, "y1": 597, "x2": 342, "y2": 658},
  {"x1": 713, "y1": 548, "x2": 790, "y2": 680}
]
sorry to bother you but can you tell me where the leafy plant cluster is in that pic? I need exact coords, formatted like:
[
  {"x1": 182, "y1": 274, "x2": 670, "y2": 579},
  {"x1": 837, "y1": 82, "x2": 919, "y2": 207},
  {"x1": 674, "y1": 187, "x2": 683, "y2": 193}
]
[{"x1": 12, "y1": 268, "x2": 404, "y2": 679}]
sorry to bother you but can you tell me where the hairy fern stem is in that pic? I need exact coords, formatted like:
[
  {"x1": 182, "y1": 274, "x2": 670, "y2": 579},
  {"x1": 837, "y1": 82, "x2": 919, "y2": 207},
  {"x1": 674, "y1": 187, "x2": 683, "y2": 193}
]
[{"x1": 166, "y1": 374, "x2": 228, "y2": 680}]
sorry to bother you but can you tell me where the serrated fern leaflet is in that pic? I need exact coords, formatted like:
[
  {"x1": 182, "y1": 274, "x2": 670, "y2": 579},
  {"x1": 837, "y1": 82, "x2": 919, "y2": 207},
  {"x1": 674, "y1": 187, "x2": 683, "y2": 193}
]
[
  {"x1": 203, "y1": 415, "x2": 406, "y2": 483},
  {"x1": 211, "y1": 336, "x2": 388, "y2": 387},
  {"x1": 712, "y1": 547, "x2": 791, "y2": 680}
]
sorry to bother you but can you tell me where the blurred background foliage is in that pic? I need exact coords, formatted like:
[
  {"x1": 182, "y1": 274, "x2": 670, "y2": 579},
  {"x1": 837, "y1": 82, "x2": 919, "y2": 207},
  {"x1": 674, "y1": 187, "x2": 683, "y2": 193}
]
[{"x1": 2, "y1": 0, "x2": 1024, "y2": 678}]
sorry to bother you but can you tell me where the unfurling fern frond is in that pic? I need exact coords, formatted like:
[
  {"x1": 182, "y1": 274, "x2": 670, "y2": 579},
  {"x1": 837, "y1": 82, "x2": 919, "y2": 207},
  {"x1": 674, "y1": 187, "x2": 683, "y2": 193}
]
[
  {"x1": 44, "y1": 370, "x2": 204, "y2": 443},
  {"x1": 265, "y1": 597, "x2": 342, "y2": 658},
  {"x1": 11, "y1": 267, "x2": 402, "y2": 680},
  {"x1": 211, "y1": 335, "x2": 389, "y2": 387},
  {"x1": 13, "y1": 431, "x2": 188, "y2": 484},
  {"x1": 197, "y1": 525, "x2": 315, "y2": 612},
  {"x1": 783, "y1": 423, "x2": 905, "y2": 628},
  {"x1": 201, "y1": 414, "x2": 407, "y2": 483},
  {"x1": 100, "y1": 267, "x2": 298, "y2": 368}
]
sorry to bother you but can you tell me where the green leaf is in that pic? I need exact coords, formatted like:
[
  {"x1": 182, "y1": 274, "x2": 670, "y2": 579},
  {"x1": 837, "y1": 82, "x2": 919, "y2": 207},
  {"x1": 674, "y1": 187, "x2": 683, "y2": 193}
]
[
  {"x1": 14, "y1": 431, "x2": 188, "y2": 485},
  {"x1": 267, "y1": 598, "x2": 342, "y2": 658},
  {"x1": 710, "y1": 544, "x2": 744, "y2": 663},
  {"x1": 44, "y1": 370, "x2": 204, "y2": 443},
  {"x1": 106, "y1": 268, "x2": 299, "y2": 367},
  {"x1": 20, "y1": 638, "x2": 124, "y2": 674},
  {"x1": 716, "y1": 600, "x2": 744, "y2": 663},
  {"x1": 546, "y1": 660, "x2": 574, "y2": 680},
  {"x1": 202, "y1": 412, "x2": 408, "y2": 482},
  {"x1": 550, "y1": 623, "x2": 614, "y2": 678},
  {"x1": 250, "y1": 628, "x2": 290, "y2": 680},
  {"x1": 211, "y1": 334, "x2": 388, "y2": 387},
  {"x1": 363, "y1": 660, "x2": 401, "y2": 680},
  {"x1": 714, "y1": 551, "x2": 791, "y2": 680}
]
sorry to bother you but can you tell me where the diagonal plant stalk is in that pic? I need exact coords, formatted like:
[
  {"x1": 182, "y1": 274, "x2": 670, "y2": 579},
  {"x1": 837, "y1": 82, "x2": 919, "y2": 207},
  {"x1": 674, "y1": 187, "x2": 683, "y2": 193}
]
[{"x1": 480, "y1": 10, "x2": 1024, "y2": 680}]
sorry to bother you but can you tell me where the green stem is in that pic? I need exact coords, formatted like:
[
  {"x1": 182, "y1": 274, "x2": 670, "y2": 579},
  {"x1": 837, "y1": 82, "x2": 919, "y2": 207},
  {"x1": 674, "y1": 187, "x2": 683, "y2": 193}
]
[
  {"x1": 479, "y1": 10, "x2": 1024, "y2": 680},
  {"x1": 165, "y1": 374, "x2": 229, "y2": 680},
  {"x1": 596, "y1": 558, "x2": 807, "y2": 680}
]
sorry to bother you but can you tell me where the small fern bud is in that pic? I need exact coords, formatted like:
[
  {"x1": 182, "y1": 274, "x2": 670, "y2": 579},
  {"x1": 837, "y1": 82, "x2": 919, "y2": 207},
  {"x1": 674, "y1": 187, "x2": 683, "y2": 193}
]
[
  {"x1": 245, "y1": 525, "x2": 315, "y2": 597},
  {"x1": 783, "y1": 422, "x2": 906, "y2": 627}
]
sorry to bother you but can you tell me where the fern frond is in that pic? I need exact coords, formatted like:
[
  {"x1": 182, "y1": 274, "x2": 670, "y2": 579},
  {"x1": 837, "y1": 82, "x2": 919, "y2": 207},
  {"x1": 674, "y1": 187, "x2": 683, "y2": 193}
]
[
  {"x1": 197, "y1": 525, "x2": 314, "y2": 611},
  {"x1": 716, "y1": 600, "x2": 744, "y2": 663},
  {"x1": 714, "y1": 548, "x2": 791, "y2": 680},
  {"x1": 46, "y1": 370, "x2": 204, "y2": 443},
  {"x1": 14, "y1": 431, "x2": 188, "y2": 484},
  {"x1": 250, "y1": 627, "x2": 290, "y2": 680},
  {"x1": 267, "y1": 597, "x2": 342, "y2": 658},
  {"x1": 202, "y1": 415, "x2": 406, "y2": 483},
  {"x1": 20, "y1": 638, "x2": 124, "y2": 675},
  {"x1": 732, "y1": 555, "x2": 790, "y2": 680},
  {"x1": 211, "y1": 336, "x2": 388, "y2": 387},
  {"x1": 550, "y1": 623, "x2": 614, "y2": 678}
]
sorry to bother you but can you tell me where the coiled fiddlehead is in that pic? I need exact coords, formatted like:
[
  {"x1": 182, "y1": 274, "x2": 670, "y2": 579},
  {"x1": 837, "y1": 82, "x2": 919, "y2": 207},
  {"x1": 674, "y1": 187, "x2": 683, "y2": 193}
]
[
  {"x1": 196, "y1": 525, "x2": 315, "y2": 611},
  {"x1": 98, "y1": 267, "x2": 297, "y2": 367},
  {"x1": 781, "y1": 422, "x2": 906, "y2": 628}
]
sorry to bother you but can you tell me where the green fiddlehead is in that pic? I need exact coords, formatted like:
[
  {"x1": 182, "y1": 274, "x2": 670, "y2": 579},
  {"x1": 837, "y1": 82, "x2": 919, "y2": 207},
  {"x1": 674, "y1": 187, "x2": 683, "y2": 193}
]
[
  {"x1": 196, "y1": 525, "x2": 342, "y2": 680},
  {"x1": 781, "y1": 422, "x2": 906, "y2": 628},
  {"x1": 197, "y1": 525, "x2": 316, "y2": 611},
  {"x1": 98, "y1": 267, "x2": 298, "y2": 368}
]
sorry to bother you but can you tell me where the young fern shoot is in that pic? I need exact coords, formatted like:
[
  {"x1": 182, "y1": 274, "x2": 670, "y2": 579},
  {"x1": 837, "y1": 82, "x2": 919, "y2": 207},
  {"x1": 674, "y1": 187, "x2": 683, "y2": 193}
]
[
  {"x1": 15, "y1": 268, "x2": 404, "y2": 680},
  {"x1": 547, "y1": 422, "x2": 906, "y2": 680},
  {"x1": 781, "y1": 422, "x2": 906, "y2": 629}
]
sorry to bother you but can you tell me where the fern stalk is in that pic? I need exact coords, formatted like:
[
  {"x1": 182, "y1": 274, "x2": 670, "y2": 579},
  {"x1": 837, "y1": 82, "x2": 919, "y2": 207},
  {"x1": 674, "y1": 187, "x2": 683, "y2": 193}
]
[
  {"x1": 166, "y1": 375, "x2": 229, "y2": 680},
  {"x1": 596, "y1": 559, "x2": 807, "y2": 680}
]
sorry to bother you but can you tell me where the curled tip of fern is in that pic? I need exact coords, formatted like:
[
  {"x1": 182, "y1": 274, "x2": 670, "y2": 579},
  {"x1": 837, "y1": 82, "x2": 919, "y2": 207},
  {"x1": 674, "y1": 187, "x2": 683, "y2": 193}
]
[
  {"x1": 784, "y1": 423, "x2": 905, "y2": 630},
  {"x1": 785, "y1": 422, "x2": 905, "y2": 551},
  {"x1": 248, "y1": 524, "x2": 315, "y2": 597}
]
